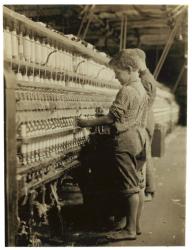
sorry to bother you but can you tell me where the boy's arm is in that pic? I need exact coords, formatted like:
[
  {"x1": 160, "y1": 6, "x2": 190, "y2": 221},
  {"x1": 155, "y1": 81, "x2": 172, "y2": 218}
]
[
  {"x1": 140, "y1": 68, "x2": 157, "y2": 106},
  {"x1": 76, "y1": 114, "x2": 114, "y2": 128},
  {"x1": 76, "y1": 86, "x2": 130, "y2": 128}
]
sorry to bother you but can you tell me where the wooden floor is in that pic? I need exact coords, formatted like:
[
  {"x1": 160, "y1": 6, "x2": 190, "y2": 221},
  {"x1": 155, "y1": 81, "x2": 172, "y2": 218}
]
[{"x1": 40, "y1": 126, "x2": 186, "y2": 246}]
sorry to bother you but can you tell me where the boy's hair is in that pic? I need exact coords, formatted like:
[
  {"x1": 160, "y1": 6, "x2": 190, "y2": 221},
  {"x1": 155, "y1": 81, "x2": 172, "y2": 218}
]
[{"x1": 109, "y1": 48, "x2": 146, "y2": 71}]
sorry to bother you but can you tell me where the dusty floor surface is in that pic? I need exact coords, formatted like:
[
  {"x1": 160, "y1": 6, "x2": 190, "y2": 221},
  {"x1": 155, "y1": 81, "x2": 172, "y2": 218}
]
[{"x1": 104, "y1": 126, "x2": 186, "y2": 246}]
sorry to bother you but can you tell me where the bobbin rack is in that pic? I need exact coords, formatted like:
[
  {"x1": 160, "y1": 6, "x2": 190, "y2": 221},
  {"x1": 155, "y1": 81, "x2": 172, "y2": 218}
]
[
  {"x1": 4, "y1": 6, "x2": 120, "y2": 246},
  {"x1": 4, "y1": 6, "x2": 180, "y2": 246}
]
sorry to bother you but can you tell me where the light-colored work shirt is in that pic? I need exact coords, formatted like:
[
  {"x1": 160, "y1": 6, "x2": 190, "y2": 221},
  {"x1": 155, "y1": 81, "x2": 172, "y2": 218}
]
[{"x1": 109, "y1": 79, "x2": 148, "y2": 156}]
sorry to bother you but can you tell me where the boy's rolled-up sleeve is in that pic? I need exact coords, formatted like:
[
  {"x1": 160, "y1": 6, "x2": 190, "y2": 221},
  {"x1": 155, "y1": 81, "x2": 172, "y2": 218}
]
[{"x1": 109, "y1": 87, "x2": 131, "y2": 121}]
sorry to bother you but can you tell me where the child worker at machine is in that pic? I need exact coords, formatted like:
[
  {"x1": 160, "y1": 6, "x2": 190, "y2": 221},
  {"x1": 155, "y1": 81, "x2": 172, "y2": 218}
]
[{"x1": 77, "y1": 49, "x2": 150, "y2": 240}]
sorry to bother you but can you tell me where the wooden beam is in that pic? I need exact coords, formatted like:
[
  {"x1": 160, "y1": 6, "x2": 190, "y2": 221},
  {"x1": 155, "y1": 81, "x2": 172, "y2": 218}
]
[
  {"x1": 6, "y1": 5, "x2": 64, "y2": 17},
  {"x1": 109, "y1": 18, "x2": 169, "y2": 26},
  {"x1": 93, "y1": 4, "x2": 177, "y2": 14}
]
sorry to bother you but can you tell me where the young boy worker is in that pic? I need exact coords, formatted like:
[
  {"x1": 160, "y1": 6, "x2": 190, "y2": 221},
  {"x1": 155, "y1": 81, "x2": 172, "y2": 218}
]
[{"x1": 77, "y1": 49, "x2": 151, "y2": 240}]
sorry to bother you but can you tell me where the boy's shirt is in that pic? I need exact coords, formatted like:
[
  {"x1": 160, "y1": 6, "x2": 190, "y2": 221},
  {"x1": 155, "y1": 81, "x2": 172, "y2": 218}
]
[
  {"x1": 109, "y1": 79, "x2": 148, "y2": 155},
  {"x1": 140, "y1": 68, "x2": 157, "y2": 107},
  {"x1": 140, "y1": 68, "x2": 157, "y2": 138}
]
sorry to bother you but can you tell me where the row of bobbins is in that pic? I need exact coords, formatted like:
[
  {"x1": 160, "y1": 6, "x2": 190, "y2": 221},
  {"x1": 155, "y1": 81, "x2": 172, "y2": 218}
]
[
  {"x1": 3, "y1": 21, "x2": 118, "y2": 83},
  {"x1": 15, "y1": 71, "x2": 119, "y2": 96},
  {"x1": 18, "y1": 115, "x2": 96, "y2": 139},
  {"x1": 19, "y1": 130, "x2": 89, "y2": 166}
]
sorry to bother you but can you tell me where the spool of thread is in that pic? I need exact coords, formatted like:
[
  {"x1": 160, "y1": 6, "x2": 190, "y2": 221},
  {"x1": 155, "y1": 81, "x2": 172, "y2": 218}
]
[
  {"x1": 60, "y1": 50, "x2": 63, "y2": 70},
  {"x1": 28, "y1": 143, "x2": 32, "y2": 154},
  {"x1": 34, "y1": 74, "x2": 40, "y2": 83},
  {"x1": 23, "y1": 74, "x2": 29, "y2": 82},
  {"x1": 21, "y1": 144, "x2": 27, "y2": 154},
  {"x1": 47, "y1": 43, "x2": 52, "y2": 67},
  {"x1": 55, "y1": 49, "x2": 60, "y2": 69},
  {"x1": 35, "y1": 39, "x2": 42, "y2": 64},
  {"x1": 59, "y1": 50, "x2": 63, "y2": 69},
  {"x1": 29, "y1": 74, "x2": 34, "y2": 82},
  {"x1": 35, "y1": 142, "x2": 40, "y2": 161},
  {"x1": 67, "y1": 52, "x2": 71, "y2": 72},
  {"x1": 20, "y1": 123, "x2": 27, "y2": 138},
  {"x1": 30, "y1": 37, "x2": 35, "y2": 63},
  {"x1": 16, "y1": 72, "x2": 23, "y2": 81},
  {"x1": 23, "y1": 34, "x2": 31, "y2": 62},
  {"x1": 58, "y1": 49, "x2": 63, "y2": 69},
  {"x1": 11, "y1": 28, "x2": 19, "y2": 59},
  {"x1": 50, "y1": 45, "x2": 56, "y2": 68},
  {"x1": 40, "y1": 77, "x2": 44, "y2": 83},
  {"x1": 49, "y1": 78, "x2": 54, "y2": 85},
  {"x1": 4, "y1": 27, "x2": 12, "y2": 60},
  {"x1": 18, "y1": 33, "x2": 24, "y2": 61},
  {"x1": 65, "y1": 52, "x2": 69, "y2": 71},
  {"x1": 69, "y1": 52, "x2": 73, "y2": 72},
  {"x1": 42, "y1": 40, "x2": 48, "y2": 65},
  {"x1": 31, "y1": 143, "x2": 36, "y2": 163},
  {"x1": 61, "y1": 51, "x2": 66, "y2": 70}
]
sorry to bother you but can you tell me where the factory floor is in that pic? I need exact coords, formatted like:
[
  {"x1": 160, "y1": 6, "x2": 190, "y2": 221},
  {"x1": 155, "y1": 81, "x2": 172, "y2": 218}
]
[
  {"x1": 42, "y1": 126, "x2": 186, "y2": 246},
  {"x1": 104, "y1": 126, "x2": 186, "y2": 247}
]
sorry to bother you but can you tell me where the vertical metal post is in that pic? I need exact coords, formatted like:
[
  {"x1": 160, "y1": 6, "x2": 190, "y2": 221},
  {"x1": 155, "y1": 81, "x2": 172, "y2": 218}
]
[
  {"x1": 82, "y1": 11, "x2": 94, "y2": 40},
  {"x1": 78, "y1": 5, "x2": 95, "y2": 40},
  {"x1": 172, "y1": 63, "x2": 186, "y2": 93},
  {"x1": 120, "y1": 15, "x2": 124, "y2": 51},
  {"x1": 123, "y1": 15, "x2": 127, "y2": 49},
  {"x1": 153, "y1": 11, "x2": 186, "y2": 80},
  {"x1": 77, "y1": 6, "x2": 90, "y2": 38},
  {"x1": 4, "y1": 62, "x2": 17, "y2": 246}
]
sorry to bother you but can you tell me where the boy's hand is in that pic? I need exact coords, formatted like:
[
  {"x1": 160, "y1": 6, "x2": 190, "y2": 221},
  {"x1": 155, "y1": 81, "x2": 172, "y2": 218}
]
[
  {"x1": 76, "y1": 117, "x2": 89, "y2": 127},
  {"x1": 137, "y1": 57, "x2": 147, "y2": 72}
]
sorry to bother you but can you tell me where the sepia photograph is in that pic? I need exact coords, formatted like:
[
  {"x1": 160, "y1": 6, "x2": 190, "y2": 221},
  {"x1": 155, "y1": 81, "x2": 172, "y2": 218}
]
[{"x1": 2, "y1": 1, "x2": 190, "y2": 247}]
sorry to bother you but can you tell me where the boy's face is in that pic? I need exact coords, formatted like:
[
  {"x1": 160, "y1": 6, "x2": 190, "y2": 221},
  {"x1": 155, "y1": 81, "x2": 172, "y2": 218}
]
[{"x1": 113, "y1": 66, "x2": 132, "y2": 85}]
